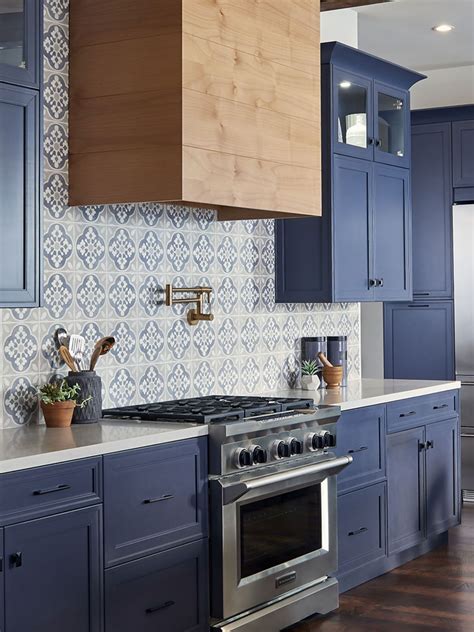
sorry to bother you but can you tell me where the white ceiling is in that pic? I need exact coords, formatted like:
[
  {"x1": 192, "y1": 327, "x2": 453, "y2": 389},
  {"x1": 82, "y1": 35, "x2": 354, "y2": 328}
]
[{"x1": 355, "y1": 0, "x2": 474, "y2": 71}]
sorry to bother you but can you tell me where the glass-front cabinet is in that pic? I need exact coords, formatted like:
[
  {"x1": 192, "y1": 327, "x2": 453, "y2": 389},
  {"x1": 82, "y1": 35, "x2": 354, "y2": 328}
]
[
  {"x1": 332, "y1": 66, "x2": 411, "y2": 168},
  {"x1": 0, "y1": 0, "x2": 39, "y2": 88}
]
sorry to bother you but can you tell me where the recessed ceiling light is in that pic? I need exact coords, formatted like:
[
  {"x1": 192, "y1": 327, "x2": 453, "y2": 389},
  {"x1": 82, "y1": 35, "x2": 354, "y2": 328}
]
[
  {"x1": 432, "y1": 24, "x2": 455, "y2": 33},
  {"x1": 340, "y1": 81, "x2": 352, "y2": 89}
]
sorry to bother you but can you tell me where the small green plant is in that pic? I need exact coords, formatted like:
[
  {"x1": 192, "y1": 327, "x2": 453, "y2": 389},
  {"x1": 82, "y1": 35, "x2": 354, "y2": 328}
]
[
  {"x1": 38, "y1": 380, "x2": 91, "y2": 408},
  {"x1": 301, "y1": 359, "x2": 321, "y2": 376}
]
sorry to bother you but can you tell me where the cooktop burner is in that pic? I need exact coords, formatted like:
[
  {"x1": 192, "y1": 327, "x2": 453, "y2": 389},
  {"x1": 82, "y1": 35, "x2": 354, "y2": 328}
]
[{"x1": 102, "y1": 395, "x2": 314, "y2": 424}]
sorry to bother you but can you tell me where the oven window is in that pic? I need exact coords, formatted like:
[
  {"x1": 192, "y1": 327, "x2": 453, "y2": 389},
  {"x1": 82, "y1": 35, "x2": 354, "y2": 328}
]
[{"x1": 240, "y1": 484, "x2": 322, "y2": 578}]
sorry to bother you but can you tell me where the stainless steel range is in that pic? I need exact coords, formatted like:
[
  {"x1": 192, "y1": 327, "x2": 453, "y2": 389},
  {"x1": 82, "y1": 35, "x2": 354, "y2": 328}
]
[{"x1": 103, "y1": 395, "x2": 352, "y2": 632}]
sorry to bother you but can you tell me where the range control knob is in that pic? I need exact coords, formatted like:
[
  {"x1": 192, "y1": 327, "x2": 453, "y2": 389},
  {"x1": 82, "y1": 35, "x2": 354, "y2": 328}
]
[
  {"x1": 274, "y1": 440, "x2": 291, "y2": 459},
  {"x1": 289, "y1": 438, "x2": 303, "y2": 455},
  {"x1": 251, "y1": 445, "x2": 268, "y2": 464},
  {"x1": 308, "y1": 431, "x2": 336, "y2": 451},
  {"x1": 324, "y1": 433, "x2": 337, "y2": 448},
  {"x1": 234, "y1": 448, "x2": 252, "y2": 468}
]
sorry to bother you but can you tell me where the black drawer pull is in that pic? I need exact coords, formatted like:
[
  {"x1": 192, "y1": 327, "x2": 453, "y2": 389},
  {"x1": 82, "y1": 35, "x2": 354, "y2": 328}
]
[
  {"x1": 399, "y1": 411, "x2": 416, "y2": 418},
  {"x1": 419, "y1": 441, "x2": 428, "y2": 452},
  {"x1": 143, "y1": 494, "x2": 174, "y2": 504},
  {"x1": 413, "y1": 292, "x2": 430, "y2": 296},
  {"x1": 433, "y1": 404, "x2": 448, "y2": 410},
  {"x1": 348, "y1": 446, "x2": 368, "y2": 454},
  {"x1": 33, "y1": 484, "x2": 71, "y2": 496},
  {"x1": 408, "y1": 304, "x2": 430, "y2": 308},
  {"x1": 10, "y1": 552, "x2": 22, "y2": 568},
  {"x1": 348, "y1": 527, "x2": 368, "y2": 537},
  {"x1": 146, "y1": 600, "x2": 175, "y2": 614}
]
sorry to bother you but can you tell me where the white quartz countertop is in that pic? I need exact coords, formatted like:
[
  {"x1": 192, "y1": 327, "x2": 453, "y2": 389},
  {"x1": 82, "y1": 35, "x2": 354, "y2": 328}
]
[
  {"x1": 264, "y1": 378, "x2": 461, "y2": 411},
  {"x1": 0, "y1": 420, "x2": 208, "y2": 474},
  {"x1": 0, "y1": 379, "x2": 460, "y2": 474}
]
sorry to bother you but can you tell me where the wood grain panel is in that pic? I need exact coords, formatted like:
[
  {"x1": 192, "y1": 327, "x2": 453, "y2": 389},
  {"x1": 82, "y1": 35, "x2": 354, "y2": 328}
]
[
  {"x1": 69, "y1": 91, "x2": 181, "y2": 155},
  {"x1": 183, "y1": 90, "x2": 319, "y2": 169},
  {"x1": 69, "y1": 147, "x2": 182, "y2": 207},
  {"x1": 70, "y1": 35, "x2": 181, "y2": 100},
  {"x1": 183, "y1": 33, "x2": 318, "y2": 121},
  {"x1": 69, "y1": 0, "x2": 181, "y2": 48},
  {"x1": 182, "y1": 146, "x2": 320, "y2": 217},
  {"x1": 183, "y1": 0, "x2": 320, "y2": 75}
]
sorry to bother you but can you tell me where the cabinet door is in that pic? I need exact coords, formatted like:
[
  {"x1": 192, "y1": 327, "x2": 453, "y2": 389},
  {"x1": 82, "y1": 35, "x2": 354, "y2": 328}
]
[
  {"x1": 333, "y1": 155, "x2": 373, "y2": 301},
  {"x1": 0, "y1": 84, "x2": 40, "y2": 307},
  {"x1": 105, "y1": 539, "x2": 209, "y2": 632},
  {"x1": 387, "y1": 427, "x2": 425, "y2": 554},
  {"x1": 0, "y1": 0, "x2": 40, "y2": 88},
  {"x1": 4, "y1": 507, "x2": 103, "y2": 632},
  {"x1": 426, "y1": 417, "x2": 460, "y2": 535},
  {"x1": 412, "y1": 123, "x2": 453, "y2": 299},
  {"x1": 372, "y1": 164, "x2": 411, "y2": 300},
  {"x1": 373, "y1": 82, "x2": 410, "y2": 168},
  {"x1": 453, "y1": 120, "x2": 474, "y2": 187},
  {"x1": 384, "y1": 302, "x2": 455, "y2": 380},
  {"x1": 332, "y1": 68, "x2": 374, "y2": 161}
]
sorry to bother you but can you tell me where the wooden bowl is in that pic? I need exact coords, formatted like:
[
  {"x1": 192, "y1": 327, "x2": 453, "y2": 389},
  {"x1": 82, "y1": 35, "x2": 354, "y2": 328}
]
[{"x1": 322, "y1": 366, "x2": 343, "y2": 389}]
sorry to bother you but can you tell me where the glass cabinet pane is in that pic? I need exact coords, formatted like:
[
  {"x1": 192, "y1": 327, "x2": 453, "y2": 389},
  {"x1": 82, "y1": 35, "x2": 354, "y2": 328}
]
[
  {"x1": 0, "y1": 1, "x2": 25, "y2": 70},
  {"x1": 337, "y1": 79, "x2": 369, "y2": 149},
  {"x1": 377, "y1": 91, "x2": 406, "y2": 158}
]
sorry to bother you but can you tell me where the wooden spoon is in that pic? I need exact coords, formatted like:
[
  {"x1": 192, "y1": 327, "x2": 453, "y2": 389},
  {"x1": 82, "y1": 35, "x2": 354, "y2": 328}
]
[
  {"x1": 59, "y1": 345, "x2": 78, "y2": 372},
  {"x1": 90, "y1": 336, "x2": 116, "y2": 371},
  {"x1": 318, "y1": 352, "x2": 334, "y2": 368}
]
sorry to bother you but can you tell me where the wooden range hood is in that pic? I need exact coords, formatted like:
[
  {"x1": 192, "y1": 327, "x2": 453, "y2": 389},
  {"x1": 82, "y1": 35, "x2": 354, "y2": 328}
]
[{"x1": 69, "y1": 0, "x2": 321, "y2": 220}]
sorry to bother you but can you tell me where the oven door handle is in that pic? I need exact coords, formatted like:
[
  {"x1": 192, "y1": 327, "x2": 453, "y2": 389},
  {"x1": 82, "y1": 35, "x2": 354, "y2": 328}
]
[{"x1": 221, "y1": 455, "x2": 353, "y2": 505}]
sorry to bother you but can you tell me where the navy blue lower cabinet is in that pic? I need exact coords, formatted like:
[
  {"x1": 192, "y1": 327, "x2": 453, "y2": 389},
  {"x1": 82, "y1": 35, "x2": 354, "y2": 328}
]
[
  {"x1": 452, "y1": 120, "x2": 474, "y2": 188},
  {"x1": 0, "y1": 528, "x2": 4, "y2": 632},
  {"x1": 0, "y1": 84, "x2": 40, "y2": 307},
  {"x1": 4, "y1": 506, "x2": 103, "y2": 632},
  {"x1": 105, "y1": 538, "x2": 209, "y2": 632},
  {"x1": 372, "y1": 164, "x2": 411, "y2": 301},
  {"x1": 426, "y1": 417, "x2": 461, "y2": 535},
  {"x1": 387, "y1": 427, "x2": 425, "y2": 555},
  {"x1": 336, "y1": 405, "x2": 386, "y2": 493},
  {"x1": 384, "y1": 301, "x2": 455, "y2": 380},
  {"x1": 337, "y1": 482, "x2": 387, "y2": 576},
  {"x1": 104, "y1": 437, "x2": 208, "y2": 566}
]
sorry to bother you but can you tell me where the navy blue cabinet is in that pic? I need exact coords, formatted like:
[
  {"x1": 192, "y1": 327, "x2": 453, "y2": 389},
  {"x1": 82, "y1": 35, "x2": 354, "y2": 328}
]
[
  {"x1": 0, "y1": 0, "x2": 40, "y2": 89},
  {"x1": 384, "y1": 302, "x2": 455, "y2": 380},
  {"x1": 0, "y1": 528, "x2": 4, "y2": 632},
  {"x1": 4, "y1": 506, "x2": 103, "y2": 632},
  {"x1": 411, "y1": 123, "x2": 453, "y2": 299},
  {"x1": 105, "y1": 539, "x2": 209, "y2": 632},
  {"x1": 387, "y1": 426, "x2": 425, "y2": 554},
  {"x1": 275, "y1": 42, "x2": 423, "y2": 304},
  {"x1": 0, "y1": 84, "x2": 40, "y2": 307},
  {"x1": 453, "y1": 120, "x2": 474, "y2": 188}
]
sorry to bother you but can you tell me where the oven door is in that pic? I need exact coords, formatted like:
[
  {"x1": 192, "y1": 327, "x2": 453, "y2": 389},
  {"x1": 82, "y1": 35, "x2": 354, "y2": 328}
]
[{"x1": 210, "y1": 455, "x2": 352, "y2": 620}]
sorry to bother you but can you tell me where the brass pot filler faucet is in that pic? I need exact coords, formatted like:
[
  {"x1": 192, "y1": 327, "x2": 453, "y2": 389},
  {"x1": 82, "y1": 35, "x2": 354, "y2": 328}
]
[{"x1": 165, "y1": 284, "x2": 214, "y2": 326}]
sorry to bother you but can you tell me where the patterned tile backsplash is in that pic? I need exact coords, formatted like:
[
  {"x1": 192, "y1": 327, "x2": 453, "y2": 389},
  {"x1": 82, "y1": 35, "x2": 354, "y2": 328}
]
[{"x1": 0, "y1": 1, "x2": 361, "y2": 427}]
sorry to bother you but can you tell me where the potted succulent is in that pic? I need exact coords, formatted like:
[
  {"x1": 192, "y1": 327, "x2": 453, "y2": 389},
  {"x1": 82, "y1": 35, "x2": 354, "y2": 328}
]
[
  {"x1": 301, "y1": 359, "x2": 322, "y2": 391},
  {"x1": 38, "y1": 380, "x2": 91, "y2": 428}
]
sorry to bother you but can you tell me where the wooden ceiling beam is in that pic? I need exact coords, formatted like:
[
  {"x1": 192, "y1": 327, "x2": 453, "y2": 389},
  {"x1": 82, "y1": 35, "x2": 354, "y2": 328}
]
[{"x1": 321, "y1": 0, "x2": 390, "y2": 11}]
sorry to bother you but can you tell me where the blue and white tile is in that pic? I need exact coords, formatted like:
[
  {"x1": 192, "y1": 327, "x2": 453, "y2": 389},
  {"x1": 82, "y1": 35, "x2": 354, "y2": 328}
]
[{"x1": 167, "y1": 362, "x2": 192, "y2": 400}]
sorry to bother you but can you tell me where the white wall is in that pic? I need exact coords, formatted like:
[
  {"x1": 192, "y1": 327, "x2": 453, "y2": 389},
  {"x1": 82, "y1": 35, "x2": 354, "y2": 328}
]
[
  {"x1": 411, "y1": 65, "x2": 474, "y2": 109},
  {"x1": 321, "y1": 8, "x2": 358, "y2": 47}
]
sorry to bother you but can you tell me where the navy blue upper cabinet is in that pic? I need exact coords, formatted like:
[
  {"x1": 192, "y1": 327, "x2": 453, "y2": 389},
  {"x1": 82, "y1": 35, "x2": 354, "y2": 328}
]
[
  {"x1": 411, "y1": 123, "x2": 453, "y2": 299},
  {"x1": 4, "y1": 506, "x2": 103, "y2": 632},
  {"x1": 0, "y1": 84, "x2": 40, "y2": 307},
  {"x1": 452, "y1": 120, "x2": 474, "y2": 188},
  {"x1": 275, "y1": 43, "x2": 424, "y2": 304},
  {"x1": 0, "y1": 0, "x2": 40, "y2": 89},
  {"x1": 384, "y1": 302, "x2": 455, "y2": 380}
]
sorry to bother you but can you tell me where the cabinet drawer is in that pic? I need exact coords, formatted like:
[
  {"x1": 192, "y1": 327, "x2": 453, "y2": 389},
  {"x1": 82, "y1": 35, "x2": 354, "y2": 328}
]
[
  {"x1": 0, "y1": 458, "x2": 102, "y2": 525},
  {"x1": 336, "y1": 405, "x2": 386, "y2": 492},
  {"x1": 387, "y1": 392, "x2": 458, "y2": 432},
  {"x1": 338, "y1": 482, "x2": 386, "y2": 573},
  {"x1": 105, "y1": 538, "x2": 209, "y2": 632},
  {"x1": 104, "y1": 437, "x2": 208, "y2": 566}
]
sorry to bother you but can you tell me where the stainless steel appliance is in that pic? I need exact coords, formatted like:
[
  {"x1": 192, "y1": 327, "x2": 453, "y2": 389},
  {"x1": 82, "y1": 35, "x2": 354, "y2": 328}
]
[
  {"x1": 104, "y1": 395, "x2": 351, "y2": 631},
  {"x1": 453, "y1": 204, "x2": 474, "y2": 501}
]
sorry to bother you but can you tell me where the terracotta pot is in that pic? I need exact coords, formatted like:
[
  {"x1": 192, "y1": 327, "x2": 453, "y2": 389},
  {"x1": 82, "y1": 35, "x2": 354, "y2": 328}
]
[
  {"x1": 322, "y1": 366, "x2": 343, "y2": 389},
  {"x1": 41, "y1": 400, "x2": 76, "y2": 428}
]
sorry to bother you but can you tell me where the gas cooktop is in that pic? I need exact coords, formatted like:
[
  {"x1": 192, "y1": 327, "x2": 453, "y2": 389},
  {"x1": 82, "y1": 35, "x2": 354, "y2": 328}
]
[{"x1": 102, "y1": 395, "x2": 314, "y2": 424}]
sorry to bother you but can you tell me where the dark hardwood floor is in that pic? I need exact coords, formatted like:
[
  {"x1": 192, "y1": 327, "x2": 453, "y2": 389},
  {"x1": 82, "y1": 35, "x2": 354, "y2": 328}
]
[{"x1": 289, "y1": 505, "x2": 474, "y2": 632}]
